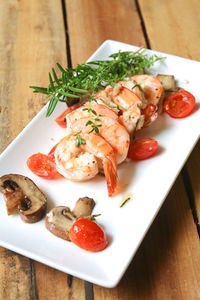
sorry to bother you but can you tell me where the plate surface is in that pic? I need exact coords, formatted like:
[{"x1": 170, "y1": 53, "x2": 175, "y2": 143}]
[{"x1": 0, "y1": 40, "x2": 199, "y2": 287}]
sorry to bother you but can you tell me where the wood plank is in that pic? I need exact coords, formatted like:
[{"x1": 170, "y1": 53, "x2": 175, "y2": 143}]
[
  {"x1": 0, "y1": 0, "x2": 66, "y2": 153},
  {"x1": 0, "y1": 249, "x2": 35, "y2": 300},
  {"x1": 35, "y1": 262, "x2": 85, "y2": 300},
  {"x1": 185, "y1": 140, "x2": 200, "y2": 225},
  {"x1": 94, "y1": 176, "x2": 200, "y2": 299},
  {"x1": 0, "y1": 1, "x2": 83, "y2": 299},
  {"x1": 65, "y1": 0, "x2": 146, "y2": 66},
  {"x1": 138, "y1": 0, "x2": 200, "y2": 60}
]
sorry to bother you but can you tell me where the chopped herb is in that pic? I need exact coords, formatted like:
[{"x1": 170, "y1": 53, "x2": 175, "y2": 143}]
[
  {"x1": 120, "y1": 197, "x2": 131, "y2": 208},
  {"x1": 117, "y1": 104, "x2": 127, "y2": 112},
  {"x1": 86, "y1": 118, "x2": 102, "y2": 134},
  {"x1": 87, "y1": 214, "x2": 101, "y2": 221},
  {"x1": 100, "y1": 98, "x2": 127, "y2": 112},
  {"x1": 75, "y1": 132, "x2": 86, "y2": 147},
  {"x1": 82, "y1": 107, "x2": 97, "y2": 115}
]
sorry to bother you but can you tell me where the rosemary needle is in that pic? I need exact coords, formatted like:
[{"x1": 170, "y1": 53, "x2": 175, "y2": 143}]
[{"x1": 30, "y1": 49, "x2": 163, "y2": 116}]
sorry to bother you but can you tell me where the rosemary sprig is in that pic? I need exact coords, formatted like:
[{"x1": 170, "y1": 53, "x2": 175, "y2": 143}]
[{"x1": 30, "y1": 49, "x2": 162, "y2": 116}]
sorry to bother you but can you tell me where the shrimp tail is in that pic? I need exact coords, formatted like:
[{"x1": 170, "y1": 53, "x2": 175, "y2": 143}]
[{"x1": 103, "y1": 157, "x2": 118, "y2": 197}]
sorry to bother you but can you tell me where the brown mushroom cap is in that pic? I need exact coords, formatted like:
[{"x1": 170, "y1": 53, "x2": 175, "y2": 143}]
[
  {"x1": 0, "y1": 174, "x2": 47, "y2": 223},
  {"x1": 46, "y1": 206, "x2": 76, "y2": 241},
  {"x1": 46, "y1": 197, "x2": 96, "y2": 241},
  {"x1": 72, "y1": 197, "x2": 95, "y2": 218}
]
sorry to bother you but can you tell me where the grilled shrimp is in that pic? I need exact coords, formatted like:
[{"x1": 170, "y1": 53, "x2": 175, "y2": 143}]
[
  {"x1": 94, "y1": 75, "x2": 164, "y2": 135},
  {"x1": 69, "y1": 116, "x2": 130, "y2": 164},
  {"x1": 131, "y1": 74, "x2": 164, "y2": 108},
  {"x1": 94, "y1": 85, "x2": 121, "y2": 113},
  {"x1": 54, "y1": 133, "x2": 118, "y2": 197},
  {"x1": 112, "y1": 86, "x2": 144, "y2": 135},
  {"x1": 95, "y1": 84, "x2": 143, "y2": 135},
  {"x1": 66, "y1": 102, "x2": 118, "y2": 136}
]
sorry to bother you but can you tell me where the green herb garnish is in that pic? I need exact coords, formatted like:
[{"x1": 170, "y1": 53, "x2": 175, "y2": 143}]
[
  {"x1": 30, "y1": 49, "x2": 162, "y2": 116},
  {"x1": 87, "y1": 214, "x2": 101, "y2": 221},
  {"x1": 75, "y1": 132, "x2": 86, "y2": 147},
  {"x1": 120, "y1": 196, "x2": 132, "y2": 208},
  {"x1": 82, "y1": 107, "x2": 97, "y2": 115},
  {"x1": 86, "y1": 118, "x2": 102, "y2": 134}
]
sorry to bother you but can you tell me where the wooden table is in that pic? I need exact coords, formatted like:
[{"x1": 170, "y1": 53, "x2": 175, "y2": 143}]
[{"x1": 0, "y1": 1, "x2": 200, "y2": 299}]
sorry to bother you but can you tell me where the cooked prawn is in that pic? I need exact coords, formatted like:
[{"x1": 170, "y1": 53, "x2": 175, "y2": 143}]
[
  {"x1": 131, "y1": 74, "x2": 164, "y2": 108},
  {"x1": 66, "y1": 102, "x2": 118, "y2": 136},
  {"x1": 54, "y1": 133, "x2": 118, "y2": 197},
  {"x1": 84, "y1": 101, "x2": 118, "y2": 119},
  {"x1": 112, "y1": 86, "x2": 144, "y2": 135},
  {"x1": 95, "y1": 82, "x2": 144, "y2": 135},
  {"x1": 94, "y1": 75, "x2": 164, "y2": 135},
  {"x1": 94, "y1": 85, "x2": 121, "y2": 113},
  {"x1": 69, "y1": 116, "x2": 130, "y2": 164}
]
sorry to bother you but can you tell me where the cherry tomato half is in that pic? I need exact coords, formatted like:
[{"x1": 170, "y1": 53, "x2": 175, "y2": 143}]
[
  {"x1": 55, "y1": 103, "x2": 81, "y2": 128},
  {"x1": 69, "y1": 218, "x2": 108, "y2": 252},
  {"x1": 164, "y1": 90, "x2": 196, "y2": 118},
  {"x1": 27, "y1": 153, "x2": 58, "y2": 179},
  {"x1": 128, "y1": 138, "x2": 158, "y2": 160}
]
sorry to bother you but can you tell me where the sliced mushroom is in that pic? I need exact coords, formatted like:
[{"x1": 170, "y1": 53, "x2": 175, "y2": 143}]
[
  {"x1": 72, "y1": 197, "x2": 95, "y2": 218},
  {"x1": 157, "y1": 74, "x2": 176, "y2": 91},
  {"x1": 0, "y1": 174, "x2": 47, "y2": 223},
  {"x1": 46, "y1": 197, "x2": 96, "y2": 241},
  {"x1": 46, "y1": 206, "x2": 76, "y2": 241}
]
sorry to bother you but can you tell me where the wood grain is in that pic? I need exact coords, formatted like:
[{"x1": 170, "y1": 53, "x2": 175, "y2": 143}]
[
  {"x1": 138, "y1": 0, "x2": 200, "y2": 60},
  {"x1": 65, "y1": 0, "x2": 146, "y2": 66},
  {"x1": 0, "y1": 249, "x2": 34, "y2": 300},
  {"x1": 35, "y1": 263, "x2": 85, "y2": 300},
  {"x1": 186, "y1": 140, "x2": 200, "y2": 225},
  {"x1": 0, "y1": 1, "x2": 83, "y2": 299},
  {"x1": 0, "y1": 0, "x2": 66, "y2": 153}
]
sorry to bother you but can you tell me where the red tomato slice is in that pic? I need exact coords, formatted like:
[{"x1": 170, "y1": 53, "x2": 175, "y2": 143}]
[
  {"x1": 128, "y1": 138, "x2": 158, "y2": 160},
  {"x1": 69, "y1": 218, "x2": 108, "y2": 252},
  {"x1": 27, "y1": 153, "x2": 58, "y2": 179},
  {"x1": 164, "y1": 90, "x2": 195, "y2": 118},
  {"x1": 55, "y1": 103, "x2": 82, "y2": 128}
]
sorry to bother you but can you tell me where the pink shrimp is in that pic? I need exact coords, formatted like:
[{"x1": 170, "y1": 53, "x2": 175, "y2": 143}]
[
  {"x1": 66, "y1": 101, "x2": 118, "y2": 136},
  {"x1": 69, "y1": 116, "x2": 130, "y2": 164},
  {"x1": 54, "y1": 133, "x2": 118, "y2": 197}
]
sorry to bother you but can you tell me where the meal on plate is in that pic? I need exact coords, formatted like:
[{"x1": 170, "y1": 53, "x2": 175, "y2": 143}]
[
  {"x1": 0, "y1": 49, "x2": 196, "y2": 253},
  {"x1": 28, "y1": 49, "x2": 196, "y2": 197}
]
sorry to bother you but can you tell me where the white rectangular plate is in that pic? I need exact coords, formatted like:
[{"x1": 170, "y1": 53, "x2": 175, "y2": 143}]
[{"x1": 0, "y1": 40, "x2": 199, "y2": 287}]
